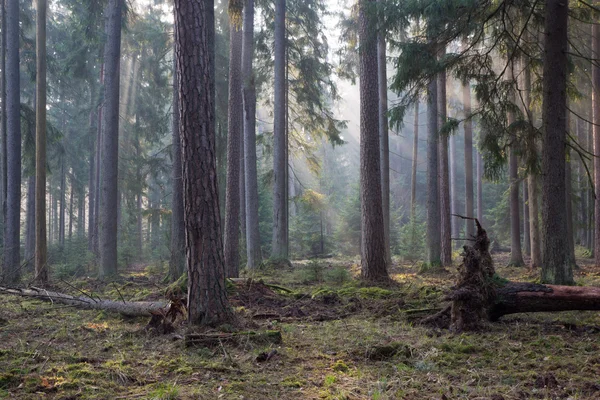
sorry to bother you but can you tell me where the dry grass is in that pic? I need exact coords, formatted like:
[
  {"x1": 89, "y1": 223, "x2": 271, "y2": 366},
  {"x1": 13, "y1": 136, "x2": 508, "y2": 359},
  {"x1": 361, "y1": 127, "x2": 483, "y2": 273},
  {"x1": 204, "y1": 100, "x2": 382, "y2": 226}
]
[{"x1": 1, "y1": 252, "x2": 600, "y2": 399}]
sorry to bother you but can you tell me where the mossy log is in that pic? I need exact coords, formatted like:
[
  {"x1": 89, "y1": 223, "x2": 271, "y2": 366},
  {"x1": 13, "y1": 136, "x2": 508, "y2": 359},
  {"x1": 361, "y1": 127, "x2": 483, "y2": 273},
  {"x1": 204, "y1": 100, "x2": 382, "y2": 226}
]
[
  {"x1": 185, "y1": 330, "x2": 282, "y2": 347},
  {"x1": 425, "y1": 219, "x2": 600, "y2": 331},
  {"x1": 0, "y1": 286, "x2": 168, "y2": 317}
]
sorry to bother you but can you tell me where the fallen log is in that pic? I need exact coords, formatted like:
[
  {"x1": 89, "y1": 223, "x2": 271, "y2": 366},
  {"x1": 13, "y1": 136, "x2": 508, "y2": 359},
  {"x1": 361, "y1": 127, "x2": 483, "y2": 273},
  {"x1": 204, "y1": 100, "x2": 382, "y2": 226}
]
[
  {"x1": 424, "y1": 219, "x2": 600, "y2": 331},
  {"x1": 489, "y1": 283, "x2": 600, "y2": 321},
  {"x1": 0, "y1": 286, "x2": 168, "y2": 317}
]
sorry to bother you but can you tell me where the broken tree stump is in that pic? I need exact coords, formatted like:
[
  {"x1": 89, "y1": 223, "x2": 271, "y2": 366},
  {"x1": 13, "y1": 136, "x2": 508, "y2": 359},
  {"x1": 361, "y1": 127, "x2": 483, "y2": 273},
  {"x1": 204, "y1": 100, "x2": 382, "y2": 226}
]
[{"x1": 423, "y1": 219, "x2": 600, "y2": 331}]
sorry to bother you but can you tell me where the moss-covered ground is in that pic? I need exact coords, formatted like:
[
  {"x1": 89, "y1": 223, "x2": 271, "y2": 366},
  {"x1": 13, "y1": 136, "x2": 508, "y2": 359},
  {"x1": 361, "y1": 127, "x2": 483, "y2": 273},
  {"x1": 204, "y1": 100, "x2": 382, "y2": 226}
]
[{"x1": 2, "y1": 252, "x2": 600, "y2": 399}]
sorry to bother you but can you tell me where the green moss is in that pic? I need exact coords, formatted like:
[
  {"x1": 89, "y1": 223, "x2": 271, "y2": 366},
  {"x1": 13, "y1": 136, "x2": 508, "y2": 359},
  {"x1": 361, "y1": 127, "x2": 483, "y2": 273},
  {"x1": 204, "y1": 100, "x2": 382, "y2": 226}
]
[
  {"x1": 281, "y1": 376, "x2": 305, "y2": 388},
  {"x1": 331, "y1": 360, "x2": 350, "y2": 373},
  {"x1": 0, "y1": 373, "x2": 19, "y2": 389}
]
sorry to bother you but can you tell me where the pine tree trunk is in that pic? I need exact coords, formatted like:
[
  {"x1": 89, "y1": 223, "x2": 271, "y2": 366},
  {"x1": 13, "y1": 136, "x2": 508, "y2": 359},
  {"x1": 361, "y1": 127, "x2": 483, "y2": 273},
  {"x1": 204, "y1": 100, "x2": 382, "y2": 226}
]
[
  {"x1": 565, "y1": 149, "x2": 576, "y2": 267},
  {"x1": 169, "y1": 54, "x2": 185, "y2": 281},
  {"x1": 88, "y1": 81, "x2": 96, "y2": 250},
  {"x1": 541, "y1": 0, "x2": 573, "y2": 284},
  {"x1": 272, "y1": 0, "x2": 288, "y2": 260},
  {"x1": 438, "y1": 65, "x2": 452, "y2": 267},
  {"x1": 174, "y1": 0, "x2": 234, "y2": 326},
  {"x1": 25, "y1": 176, "x2": 35, "y2": 269},
  {"x1": 0, "y1": 0, "x2": 6, "y2": 247},
  {"x1": 426, "y1": 65, "x2": 441, "y2": 267},
  {"x1": 3, "y1": 0, "x2": 21, "y2": 283},
  {"x1": 508, "y1": 84, "x2": 524, "y2": 267},
  {"x1": 99, "y1": 0, "x2": 123, "y2": 278},
  {"x1": 594, "y1": 22, "x2": 600, "y2": 267},
  {"x1": 410, "y1": 101, "x2": 419, "y2": 220},
  {"x1": 93, "y1": 66, "x2": 104, "y2": 256},
  {"x1": 78, "y1": 185, "x2": 84, "y2": 237},
  {"x1": 450, "y1": 134, "x2": 458, "y2": 241},
  {"x1": 463, "y1": 83, "x2": 474, "y2": 238},
  {"x1": 359, "y1": 0, "x2": 388, "y2": 281},
  {"x1": 377, "y1": 3, "x2": 391, "y2": 265},
  {"x1": 242, "y1": 0, "x2": 262, "y2": 269},
  {"x1": 224, "y1": 20, "x2": 243, "y2": 278},
  {"x1": 59, "y1": 158, "x2": 66, "y2": 247},
  {"x1": 477, "y1": 151, "x2": 483, "y2": 223},
  {"x1": 523, "y1": 180, "x2": 530, "y2": 256}
]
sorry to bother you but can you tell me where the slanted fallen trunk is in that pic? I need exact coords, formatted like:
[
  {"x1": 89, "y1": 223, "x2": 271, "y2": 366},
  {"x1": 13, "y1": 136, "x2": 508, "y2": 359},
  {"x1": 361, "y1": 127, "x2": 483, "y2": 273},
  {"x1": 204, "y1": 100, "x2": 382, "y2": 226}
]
[
  {"x1": 0, "y1": 286, "x2": 168, "y2": 317},
  {"x1": 424, "y1": 219, "x2": 600, "y2": 331}
]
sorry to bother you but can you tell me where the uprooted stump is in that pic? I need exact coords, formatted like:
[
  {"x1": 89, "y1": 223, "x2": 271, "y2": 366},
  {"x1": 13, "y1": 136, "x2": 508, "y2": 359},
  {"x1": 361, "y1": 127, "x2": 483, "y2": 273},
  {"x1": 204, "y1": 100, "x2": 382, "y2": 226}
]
[
  {"x1": 184, "y1": 330, "x2": 282, "y2": 347},
  {"x1": 422, "y1": 219, "x2": 600, "y2": 332}
]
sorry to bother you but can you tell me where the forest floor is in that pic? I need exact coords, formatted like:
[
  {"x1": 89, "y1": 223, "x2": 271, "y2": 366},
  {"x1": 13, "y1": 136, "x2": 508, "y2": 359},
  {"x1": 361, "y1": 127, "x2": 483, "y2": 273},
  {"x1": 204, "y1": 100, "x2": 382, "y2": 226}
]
[{"x1": 2, "y1": 252, "x2": 600, "y2": 399}]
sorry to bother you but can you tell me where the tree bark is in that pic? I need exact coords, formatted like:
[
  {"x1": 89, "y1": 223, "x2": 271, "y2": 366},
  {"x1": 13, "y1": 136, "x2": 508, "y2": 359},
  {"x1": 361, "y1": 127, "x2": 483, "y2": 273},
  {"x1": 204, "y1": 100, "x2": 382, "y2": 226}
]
[
  {"x1": 410, "y1": 100, "x2": 419, "y2": 220},
  {"x1": 25, "y1": 176, "x2": 35, "y2": 269},
  {"x1": 271, "y1": 0, "x2": 288, "y2": 260},
  {"x1": 59, "y1": 157, "x2": 66, "y2": 247},
  {"x1": 88, "y1": 81, "x2": 97, "y2": 250},
  {"x1": 594, "y1": 22, "x2": 600, "y2": 267},
  {"x1": 174, "y1": 0, "x2": 234, "y2": 326},
  {"x1": 377, "y1": 1, "x2": 391, "y2": 265},
  {"x1": 541, "y1": 0, "x2": 573, "y2": 284},
  {"x1": 426, "y1": 69, "x2": 441, "y2": 267},
  {"x1": 169, "y1": 53, "x2": 185, "y2": 282},
  {"x1": 3, "y1": 0, "x2": 21, "y2": 283},
  {"x1": 99, "y1": 0, "x2": 123, "y2": 278},
  {"x1": 359, "y1": 0, "x2": 389, "y2": 281},
  {"x1": 242, "y1": 0, "x2": 262, "y2": 270},
  {"x1": 477, "y1": 151, "x2": 483, "y2": 223},
  {"x1": 224, "y1": 16, "x2": 243, "y2": 278},
  {"x1": 508, "y1": 100, "x2": 524, "y2": 267},
  {"x1": 566, "y1": 148, "x2": 576, "y2": 267},
  {"x1": 0, "y1": 0, "x2": 6, "y2": 247},
  {"x1": 523, "y1": 180, "x2": 530, "y2": 255},
  {"x1": 439, "y1": 64, "x2": 452, "y2": 267},
  {"x1": 463, "y1": 83, "x2": 474, "y2": 238}
]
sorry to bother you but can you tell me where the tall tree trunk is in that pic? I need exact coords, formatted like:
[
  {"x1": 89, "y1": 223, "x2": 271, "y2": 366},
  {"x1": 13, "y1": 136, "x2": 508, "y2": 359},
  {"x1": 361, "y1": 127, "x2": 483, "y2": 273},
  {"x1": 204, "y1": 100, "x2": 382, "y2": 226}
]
[
  {"x1": 463, "y1": 82, "x2": 474, "y2": 238},
  {"x1": 169, "y1": 54, "x2": 185, "y2": 281},
  {"x1": 59, "y1": 158, "x2": 66, "y2": 247},
  {"x1": 224, "y1": 10, "x2": 243, "y2": 278},
  {"x1": 0, "y1": 0, "x2": 6, "y2": 247},
  {"x1": 272, "y1": 0, "x2": 288, "y2": 260},
  {"x1": 410, "y1": 101, "x2": 419, "y2": 219},
  {"x1": 174, "y1": 0, "x2": 234, "y2": 326},
  {"x1": 541, "y1": 0, "x2": 573, "y2": 284},
  {"x1": 78, "y1": 185, "x2": 84, "y2": 237},
  {"x1": 137, "y1": 193, "x2": 143, "y2": 255},
  {"x1": 426, "y1": 66, "x2": 441, "y2": 267},
  {"x1": 87, "y1": 81, "x2": 97, "y2": 250},
  {"x1": 450, "y1": 134, "x2": 458, "y2": 241},
  {"x1": 25, "y1": 176, "x2": 35, "y2": 269},
  {"x1": 242, "y1": 0, "x2": 262, "y2": 269},
  {"x1": 93, "y1": 65, "x2": 104, "y2": 256},
  {"x1": 377, "y1": 1, "x2": 391, "y2": 265},
  {"x1": 68, "y1": 176, "x2": 74, "y2": 240},
  {"x1": 359, "y1": 0, "x2": 388, "y2": 281},
  {"x1": 477, "y1": 151, "x2": 483, "y2": 223},
  {"x1": 34, "y1": 0, "x2": 48, "y2": 284},
  {"x1": 566, "y1": 147, "x2": 576, "y2": 267},
  {"x1": 3, "y1": 0, "x2": 21, "y2": 283},
  {"x1": 99, "y1": 0, "x2": 123, "y2": 278},
  {"x1": 594, "y1": 22, "x2": 600, "y2": 267},
  {"x1": 523, "y1": 180, "x2": 530, "y2": 255},
  {"x1": 150, "y1": 178, "x2": 160, "y2": 251},
  {"x1": 521, "y1": 59, "x2": 541, "y2": 268},
  {"x1": 508, "y1": 68, "x2": 524, "y2": 267},
  {"x1": 438, "y1": 63, "x2": 452, "y2": 267}
]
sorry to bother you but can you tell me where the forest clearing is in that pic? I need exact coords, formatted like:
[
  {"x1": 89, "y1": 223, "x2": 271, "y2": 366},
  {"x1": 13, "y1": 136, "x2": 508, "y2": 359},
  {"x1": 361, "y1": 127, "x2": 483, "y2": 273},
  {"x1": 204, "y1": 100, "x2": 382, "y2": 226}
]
[
  {"x1": 2, "y1": 0, "x2": 600, "y2": 398},
  {"x1": 3, "y1": 251, "x2": 600, "y2": 400}
]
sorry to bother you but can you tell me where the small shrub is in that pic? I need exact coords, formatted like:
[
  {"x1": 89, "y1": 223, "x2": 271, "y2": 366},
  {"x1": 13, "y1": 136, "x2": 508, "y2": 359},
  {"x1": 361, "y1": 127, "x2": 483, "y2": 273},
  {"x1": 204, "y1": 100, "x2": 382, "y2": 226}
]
[{"x1": 324, "y1": 266, "x2": 350, "y2": 285}]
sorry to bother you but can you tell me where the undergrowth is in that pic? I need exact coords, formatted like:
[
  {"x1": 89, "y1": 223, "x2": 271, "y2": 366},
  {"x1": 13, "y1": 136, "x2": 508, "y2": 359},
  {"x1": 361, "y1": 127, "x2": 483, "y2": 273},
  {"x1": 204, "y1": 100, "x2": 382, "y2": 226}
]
[{"x1": 1, "y1": 253, "x2": 600, "y2": 399}]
